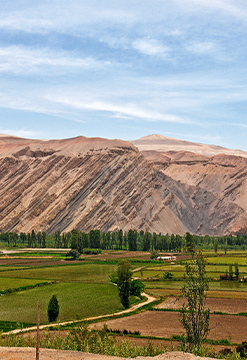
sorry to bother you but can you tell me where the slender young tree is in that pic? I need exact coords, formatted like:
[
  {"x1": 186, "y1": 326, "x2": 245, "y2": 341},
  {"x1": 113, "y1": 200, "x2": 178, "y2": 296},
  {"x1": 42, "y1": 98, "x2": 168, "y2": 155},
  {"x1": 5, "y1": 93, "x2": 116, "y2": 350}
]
[
  {"x1": 117, "y1": 260, "x2": 132, "y2": 309},
  {"x1": 179, "y1": 251, "x2": 210, "y2": 351},
  {"x1": 234, "y1": 263, "x2": 239, "y2": 279},
  {"x1": 47, "y1": 295, "x2": 59, "y2": 322}
]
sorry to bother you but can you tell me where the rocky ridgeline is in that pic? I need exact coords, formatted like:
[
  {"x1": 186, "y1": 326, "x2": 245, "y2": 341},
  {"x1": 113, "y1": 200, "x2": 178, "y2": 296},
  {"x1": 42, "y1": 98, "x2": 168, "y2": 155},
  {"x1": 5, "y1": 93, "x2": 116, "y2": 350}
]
[{"x1": 0, "y1": 134, "x2": 247, "y2": 236}]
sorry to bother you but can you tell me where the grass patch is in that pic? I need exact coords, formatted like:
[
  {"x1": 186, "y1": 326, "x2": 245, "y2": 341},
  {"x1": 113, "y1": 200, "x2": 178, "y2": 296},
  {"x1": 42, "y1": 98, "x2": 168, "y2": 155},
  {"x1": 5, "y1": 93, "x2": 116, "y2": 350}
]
[
  {"x1": 0, "y1": 283, "x2": 122, "y2": 324},
  {"x1": 0, "y1": 263, "x2": 117, "y2": 283},
  {"x1": 207, "y1": 256, "x2": 247, "y2": 265},
  {"x1": 0, "y1": 277, "x2": 51, "y2": 291},
  {"x1": 0, "y1": 320, "x2": 34, "y2": 332}
]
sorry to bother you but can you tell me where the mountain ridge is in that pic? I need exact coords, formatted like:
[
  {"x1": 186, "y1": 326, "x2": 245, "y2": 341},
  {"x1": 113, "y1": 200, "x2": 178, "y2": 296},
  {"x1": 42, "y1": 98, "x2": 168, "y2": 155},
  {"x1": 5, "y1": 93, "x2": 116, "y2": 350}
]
[
  {"x1": 132, "y1": 134, "x2": 247, "y2": 158},
  {"x1": 0, "y1": 133, "x2": 247, "y2": 236}
]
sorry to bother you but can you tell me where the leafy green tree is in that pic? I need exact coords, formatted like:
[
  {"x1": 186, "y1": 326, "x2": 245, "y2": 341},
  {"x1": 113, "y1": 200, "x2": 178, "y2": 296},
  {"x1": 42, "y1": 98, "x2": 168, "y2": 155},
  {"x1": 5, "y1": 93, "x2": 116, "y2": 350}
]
[
  {"x1": 47, "y1": 295, "x2": 59, "y2": 322},
  {"x1": 179, "y1": 251, "x2": 210, "y2": 352},
  {"x1": 117, "y1": 260, "x2": 132, "y2": 309},
  {"x1": 42, "y1": 231, "x2": 46, "y2": 248},
  {"x1": 117, "y1": 229, "x2": 123, "y2": 250},
  {"x1": 234, "y1": 263, "x2": 239, "y2": 279},
  {"x1": 37, "y1": 231, "x2": 42, "y2": 247},
  {"x1": 89, "y1": 230, "x2": 100, "y2": 248},
  {"x1": 66, "y1": 249, "x2": 80, "y2": 260},
  {"x1": 163, "y1": 271, "x2": 174, "y2": 280},
  {"x1": 27, "y1": 233, "x2": 31, "y2": 247},
  {"x1": 185, "y1": 232, "x2": 195, "y2": 254},
  {"x1": 31, "y1": 230, "x2": 36, "y2": 247},
  {"x1": 20, "y1": 232, "x2": 27, "y2": 245},
  {"x1": 70, "y1": 229, "x2": 80, "y2": 251},
  {"x1": 229, "y1": 264, "x2": 233, "y2": 279},
  {"x1": 213, "y1": 239, "x2": 218, "y2": 254},
  {"x1": 130, "y1": 279, "x2": 145, "y2": 298},
  {"x1": 127, "y1": 229, "x2": 137, "y2": 251},
  {"x1": 150, "y1": 250, "x2": 159, "y2": 259},
  {"x1": 142, "y1": 232, "x2": 151, "y2": 251}
]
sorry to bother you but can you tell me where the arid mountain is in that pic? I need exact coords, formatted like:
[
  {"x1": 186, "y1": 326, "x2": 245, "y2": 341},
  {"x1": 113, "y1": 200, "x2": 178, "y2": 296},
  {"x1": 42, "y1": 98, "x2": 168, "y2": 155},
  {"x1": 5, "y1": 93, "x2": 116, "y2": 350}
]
[
  {"x1": 132, "y1": 134, "x2": 247, "y2": 158},
  {"x1": 0, "y1": 133, "x2": 247, "y2": 236},
  {"x1": 132, "y1": 135, "x2": 247, "y2": 235},
  {"x1": 0, "y1": 134, "x2": 185, "y2": 235}
]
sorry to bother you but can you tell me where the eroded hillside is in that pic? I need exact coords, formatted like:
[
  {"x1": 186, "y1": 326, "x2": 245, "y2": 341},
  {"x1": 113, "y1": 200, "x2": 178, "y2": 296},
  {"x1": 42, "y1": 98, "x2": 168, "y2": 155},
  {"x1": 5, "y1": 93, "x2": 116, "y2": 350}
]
[
  {"x1": 1, "y1": 134, "x2": 247, "y2": 236},
  {"x1": 133, "y1": 135, "x2": 247, "y2": 236},
  {"x1": 0, "y1": 135, "x2": 185, "y2": 235}
]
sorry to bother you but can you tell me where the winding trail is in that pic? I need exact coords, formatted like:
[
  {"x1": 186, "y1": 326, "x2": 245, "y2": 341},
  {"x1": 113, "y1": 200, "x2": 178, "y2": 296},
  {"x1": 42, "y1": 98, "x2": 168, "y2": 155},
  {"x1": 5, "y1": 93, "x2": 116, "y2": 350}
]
[{"x1": 3, "y1": 292, "x2": 157, "y2": 336}]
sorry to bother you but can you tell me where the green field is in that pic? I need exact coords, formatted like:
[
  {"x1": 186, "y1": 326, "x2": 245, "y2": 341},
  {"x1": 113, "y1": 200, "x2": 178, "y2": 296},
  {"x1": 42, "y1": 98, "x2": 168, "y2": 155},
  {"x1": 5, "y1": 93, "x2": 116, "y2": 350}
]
[
  {"x1": 1, "y1": 263, "x2": 117, "y2": 283},
  {"x1": 0, "y1": 282, "x2": 121, "y2": 324},
  {"x1": 207, "y1": 256, "x2": 247, "y2": 265},
  {"x1": 0, "y1": 277, "x2": 49, "y2": 291},
  {"x1": 0, "y1": 249, "x2": 246, "y2": 329}
]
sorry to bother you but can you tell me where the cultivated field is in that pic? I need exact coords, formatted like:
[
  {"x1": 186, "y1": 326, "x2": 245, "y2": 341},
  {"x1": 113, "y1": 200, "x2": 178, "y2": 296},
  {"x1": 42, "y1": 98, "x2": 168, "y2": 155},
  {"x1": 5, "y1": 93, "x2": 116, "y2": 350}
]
[{"x1": 0, "y1": 248, "x2": 246, "y2": 350}]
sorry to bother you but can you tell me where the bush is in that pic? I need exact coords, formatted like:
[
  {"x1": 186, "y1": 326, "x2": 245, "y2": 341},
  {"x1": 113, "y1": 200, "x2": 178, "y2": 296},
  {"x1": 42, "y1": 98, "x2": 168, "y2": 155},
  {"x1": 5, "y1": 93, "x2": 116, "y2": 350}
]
[
  {"x1": 236, "y1": 341, "x2": 247, "y2": 357},
  {"x1": 83, "y1": 248, "x2": 102, "y2": 255},
  {"x1": 130, "y1": 279, "x2": 145, "y2": 298},
  {"x1": 66, "y1": 249, "x2": 80, "y2": 260},
  {"x1": 163, "y1": 271, "x2": 174, "y2": 280},
  {"x1": 109, "y1": 272, "x2": 118, "y2": 284},
  {"x1": 150, "y1": 250, "x2": 159, "y2": 260},
  {"x1": 47, "y1": 295, "x2": 59, "y2": 322}
]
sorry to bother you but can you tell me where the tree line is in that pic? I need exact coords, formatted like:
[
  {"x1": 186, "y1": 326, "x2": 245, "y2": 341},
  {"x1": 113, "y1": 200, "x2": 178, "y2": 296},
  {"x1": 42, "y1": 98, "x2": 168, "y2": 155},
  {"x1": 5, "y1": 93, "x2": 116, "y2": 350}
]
[{"x1": 0, "y1": 229, "x2": 247, "y2": 253}]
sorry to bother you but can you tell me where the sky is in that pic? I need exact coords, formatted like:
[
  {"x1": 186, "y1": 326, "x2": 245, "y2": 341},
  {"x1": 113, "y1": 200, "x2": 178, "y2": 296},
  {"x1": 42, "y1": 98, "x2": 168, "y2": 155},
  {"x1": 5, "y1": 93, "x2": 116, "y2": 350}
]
[{"x1": 1, "y1": 1, "x2": 247, "y2": 151}]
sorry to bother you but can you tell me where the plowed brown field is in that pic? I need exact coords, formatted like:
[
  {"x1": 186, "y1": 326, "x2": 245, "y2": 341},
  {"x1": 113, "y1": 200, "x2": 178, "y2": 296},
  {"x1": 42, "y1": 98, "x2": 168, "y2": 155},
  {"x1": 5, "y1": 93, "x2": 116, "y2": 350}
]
[{"x1": 91, "y1": 310, "x2": 247, "y2": 343}]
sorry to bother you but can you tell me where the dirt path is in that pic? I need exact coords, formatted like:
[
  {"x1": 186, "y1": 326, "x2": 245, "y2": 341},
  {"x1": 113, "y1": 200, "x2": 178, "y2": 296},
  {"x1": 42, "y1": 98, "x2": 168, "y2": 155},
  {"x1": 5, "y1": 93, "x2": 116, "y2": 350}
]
[{"x1": 3, "y1": 292, "x2": 156, "y2": 336}]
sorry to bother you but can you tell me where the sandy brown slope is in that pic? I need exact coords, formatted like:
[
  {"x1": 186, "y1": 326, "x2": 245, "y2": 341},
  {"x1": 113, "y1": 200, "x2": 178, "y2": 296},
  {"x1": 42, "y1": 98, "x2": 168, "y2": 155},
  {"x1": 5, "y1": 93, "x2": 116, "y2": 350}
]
[
  {"x1": 0, "y1": 135, "x2": 185, "y2": 235},
  {"x1": 132, "y1": 135, "x2": 247, "y2": 235},
  {"x1": 1, "y1": 133, "x2": 247, "y2": 236}
]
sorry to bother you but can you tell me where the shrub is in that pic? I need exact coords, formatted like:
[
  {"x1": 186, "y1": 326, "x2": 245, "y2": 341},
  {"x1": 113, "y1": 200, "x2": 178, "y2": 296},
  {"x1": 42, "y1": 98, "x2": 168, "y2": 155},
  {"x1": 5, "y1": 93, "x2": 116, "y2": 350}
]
[
  {"x1": 163, "y1": 271, "x2": 174, "y2": 280},
  {"x1": 47, "y1": 295, "x2": 59, "y2": 322},
  {"x1": 83, "y1": 248, "x2": 102, "y2": 255},
  {"x1": 66, "y1": 249, "x2": 80, "y2": 260},
  {"x1": 130, "y1": 279, "x2": 145, "y2": 298},
  {"x1": 150, "y1": 250, "x2": 159, "y2": 260},
  {"x1": 236, "y1": 341, "x2": 247, "y2": 357}
]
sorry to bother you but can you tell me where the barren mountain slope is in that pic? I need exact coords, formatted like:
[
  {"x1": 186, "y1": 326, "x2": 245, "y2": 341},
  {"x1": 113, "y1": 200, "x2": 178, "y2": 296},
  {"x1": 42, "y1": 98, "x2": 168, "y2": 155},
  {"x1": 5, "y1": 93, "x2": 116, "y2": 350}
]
[
  {"x1": 0, "y1": 135, "x2": 186, "y2": 235},
  {"x1": 133, "y1": 136, "x2": 247, "y2": 235},
  {"x1": 132, "y1": 134, "x2": 247, "y2": 158}
]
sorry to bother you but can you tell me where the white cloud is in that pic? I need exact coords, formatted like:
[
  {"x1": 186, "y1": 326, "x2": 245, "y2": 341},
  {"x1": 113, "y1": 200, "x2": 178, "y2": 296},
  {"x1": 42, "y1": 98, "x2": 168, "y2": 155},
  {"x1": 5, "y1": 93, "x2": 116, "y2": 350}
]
[
  {"x1": 132, "y1": 38, "x2": 169, "y2": 58},
  {"x1": 49, "y1": 96, "x2": 192, "y2": 124},
  {"x1": 0, "y1": 46, "x2": 110, "y2": 74},
  {"x1": 174, "y1": 0, "x2": 247, "y2": 20},
  {"x1": 185, "y1": 42, "x2": 215, "y2": 55}
]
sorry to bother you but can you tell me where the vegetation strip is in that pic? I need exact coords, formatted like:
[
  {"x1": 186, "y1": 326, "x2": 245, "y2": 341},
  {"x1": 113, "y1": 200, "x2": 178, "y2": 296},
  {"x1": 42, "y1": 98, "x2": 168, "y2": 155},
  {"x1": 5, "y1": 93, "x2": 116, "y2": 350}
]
[{"x1": 0, "y1": 281, "x2": 56, "y2": 295}]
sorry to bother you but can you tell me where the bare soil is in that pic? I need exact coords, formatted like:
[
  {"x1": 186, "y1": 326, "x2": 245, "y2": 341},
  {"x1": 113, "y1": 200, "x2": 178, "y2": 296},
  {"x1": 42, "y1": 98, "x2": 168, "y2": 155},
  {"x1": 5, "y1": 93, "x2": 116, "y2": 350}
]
[
  {"x1": 90, "y1": 310, "x2": 247, "y2": 343},
  {"x1": 0, "y1": 348, "x2": 220, "y2": 360},
  {"x1": 155, "y1": 297, "x2": 247, "y2": 314}
]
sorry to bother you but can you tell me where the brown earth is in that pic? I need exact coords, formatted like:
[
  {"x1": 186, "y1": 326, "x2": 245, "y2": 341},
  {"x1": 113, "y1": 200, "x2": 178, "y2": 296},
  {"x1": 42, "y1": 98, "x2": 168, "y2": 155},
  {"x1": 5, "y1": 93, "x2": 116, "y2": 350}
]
[
  {"x1": 155, "y1": 297, "x2": 247, "y2": 314},
  {"x1": 0, "y1": 348, "x2": 220, "y2": 360},
  {"x1": 90, "y1": 310, "x2": 247, "y2": 343},
  {"x1": 1, "y1": 133, "x2": 247, "y2": 235}
]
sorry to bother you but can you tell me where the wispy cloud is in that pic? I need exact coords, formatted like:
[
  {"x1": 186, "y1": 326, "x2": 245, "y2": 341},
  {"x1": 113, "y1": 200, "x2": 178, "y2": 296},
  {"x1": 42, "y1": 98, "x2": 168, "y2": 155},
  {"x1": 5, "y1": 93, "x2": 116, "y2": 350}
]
[
  {"x1": 49, "y1": 96, "x2": 193, "y2": 124},
  {"x1": 0, "y1": 46, "x2": 110, "y2": 74},
  {"x1": 175, "y1": 0, "x2": 247, "y2": 20},
  {"x1": 132, "y1": 38, "x2": 170, "y2": 58},
  {"x1": 185, "y1": 42, "x2": 215, "y2": 55}
]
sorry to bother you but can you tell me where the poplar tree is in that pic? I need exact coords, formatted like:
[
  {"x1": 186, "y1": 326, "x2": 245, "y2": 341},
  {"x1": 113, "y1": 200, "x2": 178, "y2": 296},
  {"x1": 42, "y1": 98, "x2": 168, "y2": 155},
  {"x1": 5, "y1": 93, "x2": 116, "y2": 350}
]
[
  {"x1": 117, "y1": 260, "x2": 132, "y2": 309},
  {"x1": 179, "y1": 251, "x2": 210, "y2": 351}
]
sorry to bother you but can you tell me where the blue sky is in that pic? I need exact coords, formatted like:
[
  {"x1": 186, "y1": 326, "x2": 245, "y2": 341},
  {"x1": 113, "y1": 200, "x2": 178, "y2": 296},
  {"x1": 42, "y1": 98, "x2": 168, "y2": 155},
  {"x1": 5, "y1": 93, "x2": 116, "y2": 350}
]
[{"x1": 1, "y1": 1, "x2": 247, "y2": 151}]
